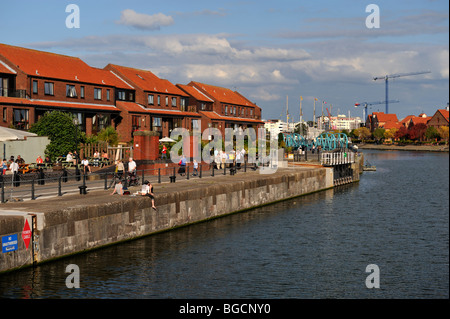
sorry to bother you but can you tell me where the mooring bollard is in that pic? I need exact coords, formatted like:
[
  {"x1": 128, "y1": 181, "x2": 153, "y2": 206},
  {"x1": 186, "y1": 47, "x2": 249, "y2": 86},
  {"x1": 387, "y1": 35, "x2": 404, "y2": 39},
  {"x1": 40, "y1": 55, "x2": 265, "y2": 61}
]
[
  {"x1": 58, "y1": 176, "x2": 62, "y2": 196},
  {"x1": 31, "y1": 179, "x2": 35, "y2": 200}
]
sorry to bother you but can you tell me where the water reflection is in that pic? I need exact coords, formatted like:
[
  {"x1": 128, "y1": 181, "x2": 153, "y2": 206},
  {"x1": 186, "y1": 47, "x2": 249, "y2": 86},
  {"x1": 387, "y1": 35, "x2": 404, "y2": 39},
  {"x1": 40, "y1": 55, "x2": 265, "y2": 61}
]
[{"x1": 0, "y1": 150, "x2": 448, "y2": 299}]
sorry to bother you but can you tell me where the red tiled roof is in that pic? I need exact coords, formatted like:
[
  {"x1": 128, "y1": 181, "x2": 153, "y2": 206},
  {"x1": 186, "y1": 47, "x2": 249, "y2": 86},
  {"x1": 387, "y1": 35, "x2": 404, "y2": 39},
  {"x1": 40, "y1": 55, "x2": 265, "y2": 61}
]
[
  {"x1": 116, "y1": 101, "x2": 200, "y2": 117},
  {"x1": 200, "y1": 111, "x2": 264, "y2": 124},
  {"x1": 400, "y1": 115, "x2": 415, "y2": 125},
  {"x1": 0, "y1": 60, "x2": 16, "y2": 74},
  {"x1": 438, "y1": 109, "x2": 449, "y2": 122},
  {"x1": 176, "y1": 84, "x2": 214, "y2": 102},
  {"x1": 189, "y1": 81, "x2": 257, "y2": 107},
  {"x1": 411, "y1": 116, "x2": 431, "y2": 125},
  {"x1": 107, "y1": 64, "x2": 187, "y2": 96},
  {"x1": 383, "y1": 122, "x2": 402, "y2": 129},
  {"x1": 0, "y1": 96, "x2": 119, "y2": 112},
  {"x1": 0, "y1": 43, "x2": 131, "y2": 89},
  {"x1": 373, "y1": 112, "x2": 398, "y2": 123}
]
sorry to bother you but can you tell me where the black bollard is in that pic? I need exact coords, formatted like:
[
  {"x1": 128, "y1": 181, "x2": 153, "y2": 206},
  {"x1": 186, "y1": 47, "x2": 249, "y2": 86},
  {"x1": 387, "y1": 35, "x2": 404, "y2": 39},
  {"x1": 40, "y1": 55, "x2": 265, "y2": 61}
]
[
  {"x1": 38, "y1": 168, "x2": 45, "y2": 185},
  {"x1": 62, "y1": 168, "x2": 68, "y2": 183},
  {"x1": 75, "y1": 165, "x2": 81, "y2": 181}
]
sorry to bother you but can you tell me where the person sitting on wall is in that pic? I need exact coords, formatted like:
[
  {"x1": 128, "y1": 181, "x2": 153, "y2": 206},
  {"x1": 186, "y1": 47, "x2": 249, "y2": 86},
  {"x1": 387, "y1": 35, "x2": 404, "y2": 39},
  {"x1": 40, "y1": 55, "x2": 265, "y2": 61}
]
[
  {"x1": 111, "y1": 179, "x2": 124, "y2": 195},
  {"x1": 81, "y1": 157, "x2": 91, "y2": 174},
  {"x1": 141, "y1": 180, "x2": 157, "y2": 210}
]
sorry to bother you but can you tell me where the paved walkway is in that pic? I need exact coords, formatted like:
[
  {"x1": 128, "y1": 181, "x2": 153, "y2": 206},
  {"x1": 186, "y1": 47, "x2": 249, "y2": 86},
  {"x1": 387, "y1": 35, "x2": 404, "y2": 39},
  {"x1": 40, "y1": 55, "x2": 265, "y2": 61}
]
[{"x1": 0, "y1": 164, "x2": 320, "y2": 214}]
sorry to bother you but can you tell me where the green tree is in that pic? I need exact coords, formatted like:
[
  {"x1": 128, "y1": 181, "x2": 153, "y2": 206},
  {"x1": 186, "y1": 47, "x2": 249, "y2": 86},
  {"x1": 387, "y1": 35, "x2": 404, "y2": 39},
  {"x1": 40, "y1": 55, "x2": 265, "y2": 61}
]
[
  {"x1": 29, "y1": 111, "x2": 82, "y2": 160},
  {"x1": 97, "y1": 126, "x2": 119, "y2": 146},
  {"x1": 349, "y1": 129, "x2": 359, "y2": 139},
  {"x1": 438, "y1": 126, "x2": 449, "y2": 143},
  {"x1": 425, "y1": 126, "x2": 440, "y2": 141},
  {"x1": 373, "y1": 128, "x2": 385, "y2": 142},
  {"x1": 357, "y1": 127, "x2": 371, "y2": 141}
]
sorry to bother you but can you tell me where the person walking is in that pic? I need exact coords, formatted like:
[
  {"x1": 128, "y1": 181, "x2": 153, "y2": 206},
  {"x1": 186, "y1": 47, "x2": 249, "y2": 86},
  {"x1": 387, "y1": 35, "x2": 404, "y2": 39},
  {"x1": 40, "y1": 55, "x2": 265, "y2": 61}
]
[{"x1": 193, "y1": 159, "x2": 198, "y2": 176}]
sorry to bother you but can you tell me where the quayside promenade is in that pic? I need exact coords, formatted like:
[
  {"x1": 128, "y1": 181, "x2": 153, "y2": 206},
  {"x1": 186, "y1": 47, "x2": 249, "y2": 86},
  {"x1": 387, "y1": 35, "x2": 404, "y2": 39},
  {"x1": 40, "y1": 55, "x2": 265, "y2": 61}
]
[{"x1": 0, "y1": 160, "x2": 361, "y2": 274}]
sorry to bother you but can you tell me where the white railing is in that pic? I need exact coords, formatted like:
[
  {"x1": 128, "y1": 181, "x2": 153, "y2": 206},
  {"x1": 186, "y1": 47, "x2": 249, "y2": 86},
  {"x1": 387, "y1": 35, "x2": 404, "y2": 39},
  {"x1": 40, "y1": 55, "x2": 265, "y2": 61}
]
[{"x1": 320, "y1": 152, "x2": 355, "y2": 166}]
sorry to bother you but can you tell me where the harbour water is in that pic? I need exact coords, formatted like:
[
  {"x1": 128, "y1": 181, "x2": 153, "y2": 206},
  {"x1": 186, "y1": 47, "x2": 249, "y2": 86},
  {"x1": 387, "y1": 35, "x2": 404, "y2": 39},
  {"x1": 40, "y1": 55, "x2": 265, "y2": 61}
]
[{"x1": 0, "y1": 150, "x2": 448, "y2": 299}]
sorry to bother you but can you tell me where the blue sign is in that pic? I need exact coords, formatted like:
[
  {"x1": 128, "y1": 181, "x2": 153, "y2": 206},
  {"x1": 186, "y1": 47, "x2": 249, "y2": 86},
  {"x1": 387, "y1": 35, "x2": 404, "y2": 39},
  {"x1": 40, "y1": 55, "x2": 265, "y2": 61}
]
[{"x1": 2, "y1": 234, "x2": 18, "y2": 253}]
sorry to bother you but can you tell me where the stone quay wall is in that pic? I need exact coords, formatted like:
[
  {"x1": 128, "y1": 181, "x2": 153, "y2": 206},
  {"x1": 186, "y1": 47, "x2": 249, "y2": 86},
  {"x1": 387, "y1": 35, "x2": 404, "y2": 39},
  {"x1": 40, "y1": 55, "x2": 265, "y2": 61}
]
[{"x1": 0, "y1": 162, "x2": 360, "y2": 274}]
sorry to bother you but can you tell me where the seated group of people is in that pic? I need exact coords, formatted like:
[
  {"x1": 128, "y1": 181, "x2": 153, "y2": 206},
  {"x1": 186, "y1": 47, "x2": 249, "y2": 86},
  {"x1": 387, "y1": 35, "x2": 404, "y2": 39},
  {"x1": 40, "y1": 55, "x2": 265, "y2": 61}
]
[{"x1": 111, "y1": 178, "x2": 156, "y2": 210}]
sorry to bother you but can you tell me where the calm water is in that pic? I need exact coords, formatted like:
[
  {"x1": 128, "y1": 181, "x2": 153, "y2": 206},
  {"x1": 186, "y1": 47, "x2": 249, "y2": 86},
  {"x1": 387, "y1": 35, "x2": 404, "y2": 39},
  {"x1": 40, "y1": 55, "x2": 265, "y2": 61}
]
[{"x1": 0, "y1": 150, "x2": 448, "y2": 299}]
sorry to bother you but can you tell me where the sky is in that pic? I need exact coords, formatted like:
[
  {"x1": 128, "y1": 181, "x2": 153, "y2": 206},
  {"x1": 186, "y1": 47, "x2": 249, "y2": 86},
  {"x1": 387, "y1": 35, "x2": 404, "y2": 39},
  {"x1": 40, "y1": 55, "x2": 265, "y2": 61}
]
[{"x1": 1, "y1": 0, "x2": 448, "y2": 122}]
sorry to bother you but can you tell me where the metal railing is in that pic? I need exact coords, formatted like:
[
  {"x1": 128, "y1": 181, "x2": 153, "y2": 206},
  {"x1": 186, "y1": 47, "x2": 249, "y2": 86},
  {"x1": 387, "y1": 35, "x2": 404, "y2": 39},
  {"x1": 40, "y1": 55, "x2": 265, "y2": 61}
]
[
  {"x1": 1, "y1": 160, "x2": 271, "y2": 203},
  {"x1": 320, "y1": 151, "x2": 355, "y2": 166}
]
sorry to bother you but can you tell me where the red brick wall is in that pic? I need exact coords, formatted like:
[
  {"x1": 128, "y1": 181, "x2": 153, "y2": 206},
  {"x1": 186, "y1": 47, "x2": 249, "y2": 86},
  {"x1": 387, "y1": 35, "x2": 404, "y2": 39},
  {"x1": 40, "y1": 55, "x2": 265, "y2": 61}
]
[{"x1": 29, "y1": 77, "x2": 115, "y2": 106}]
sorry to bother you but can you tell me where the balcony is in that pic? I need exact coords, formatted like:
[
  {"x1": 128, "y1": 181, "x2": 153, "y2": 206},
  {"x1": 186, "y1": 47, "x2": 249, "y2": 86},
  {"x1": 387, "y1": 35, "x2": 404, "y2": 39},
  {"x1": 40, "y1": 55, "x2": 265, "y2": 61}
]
[{"x1": 0, "y1": 89, "x2": 28, "y2": 99}]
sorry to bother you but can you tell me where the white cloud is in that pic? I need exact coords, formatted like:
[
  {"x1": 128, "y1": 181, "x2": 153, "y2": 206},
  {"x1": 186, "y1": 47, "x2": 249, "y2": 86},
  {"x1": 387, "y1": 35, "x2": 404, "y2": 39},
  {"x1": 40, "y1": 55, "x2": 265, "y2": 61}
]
[{"x1": 116, "y1": 9, "x2": 174, "y2": 30}]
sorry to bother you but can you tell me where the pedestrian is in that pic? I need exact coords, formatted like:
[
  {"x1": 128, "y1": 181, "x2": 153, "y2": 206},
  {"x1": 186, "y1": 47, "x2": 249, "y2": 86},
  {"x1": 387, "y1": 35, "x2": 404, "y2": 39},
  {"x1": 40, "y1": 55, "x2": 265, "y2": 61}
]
[
  {"x1": 221, "y1": 150, "x2": 227, "y2": 169},
  {"x1": 128, "y1": 157, "x2": 136, "y2": 174},
  {"x1": 9, "y1": 159, "x2": 20, "y2": 187},
  {"x1": 161, "y1": 144, "x2": 167, "y2": 159},
  {"x1": 178, "y1": 155, "x2": 186, "y2": 176},
  {"x1": 141, "y1": 180, "x2": 157, "y2": 210},
  {"x1": 193, "y1": 159, "x2": 198, "y2": 176},
  {"x1": 2, "y1": 159, "x2": 8, "y2": 175},
  {"x1": 116, "y1": 160, "x2": 124, "y2": 179},
  {"x1": 236, "y1": 150, "x2": 241, "y2": 169}
]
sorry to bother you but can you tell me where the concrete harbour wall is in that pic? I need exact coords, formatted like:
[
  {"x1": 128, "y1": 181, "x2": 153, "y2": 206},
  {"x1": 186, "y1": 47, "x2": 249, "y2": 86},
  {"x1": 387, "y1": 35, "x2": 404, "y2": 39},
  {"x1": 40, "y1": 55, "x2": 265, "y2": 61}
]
[{"x1": 0, "y1": 163, "x2": 358, "y2": 274}]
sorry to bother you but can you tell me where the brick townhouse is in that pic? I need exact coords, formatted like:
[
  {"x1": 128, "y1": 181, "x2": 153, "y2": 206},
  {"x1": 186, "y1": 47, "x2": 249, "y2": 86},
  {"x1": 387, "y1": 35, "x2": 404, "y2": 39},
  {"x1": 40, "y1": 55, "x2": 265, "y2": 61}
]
[
  {"x1": 0, "y1": 43, "x2": 138, "y2": 136},
  {"x1": 103, "y1": 64, "x2": 201, "y2": 141},
  {"x1": 0, "y1": 43, "x2": 264, "y2": 144},
  {"x1": 180, "y1": 81, "x2": 264, "y2": 138}
]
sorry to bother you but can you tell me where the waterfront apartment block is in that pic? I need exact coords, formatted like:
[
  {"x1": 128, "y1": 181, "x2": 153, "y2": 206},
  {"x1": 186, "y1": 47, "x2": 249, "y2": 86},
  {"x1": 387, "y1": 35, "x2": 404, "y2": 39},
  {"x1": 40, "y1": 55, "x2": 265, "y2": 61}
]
[
  {"x1": 0, "y1": 43, "x2": 264, "y2": 143},
  {"x1": 182, "y1": 81, "x2": 264, "y2": 137}
]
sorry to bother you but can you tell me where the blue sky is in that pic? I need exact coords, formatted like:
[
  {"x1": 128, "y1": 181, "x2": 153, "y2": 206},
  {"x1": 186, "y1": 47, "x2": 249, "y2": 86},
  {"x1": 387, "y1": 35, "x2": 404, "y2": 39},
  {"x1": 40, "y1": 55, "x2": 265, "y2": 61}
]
[{"x1": 1, "y1": 0, "x2": 448, "y2": 122}]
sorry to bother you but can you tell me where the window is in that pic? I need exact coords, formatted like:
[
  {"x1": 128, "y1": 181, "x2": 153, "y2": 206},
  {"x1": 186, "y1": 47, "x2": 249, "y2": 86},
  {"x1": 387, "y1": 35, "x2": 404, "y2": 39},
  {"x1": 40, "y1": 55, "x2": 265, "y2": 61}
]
[
  {"x1": 94, "y1": 88, "x2": 102, "y2": 100},
  {"x1": 32, "y1": 80, "x2": 38, "y2": 94},
  {"x1": 13, "y1": 109, "x2": 29, "y2": 130},
  {"x1": 201, "y1": 103, "x2": 206, "y2": 111},
  {"x1": 80, "y1": 86, "x2": 85, "y2": 98},
  {"x1": 191, "y1": 119, "x2": 199, "y2": 130},
  {"x1": 148, "y1": 94, "x2": 154, "y2": 105},
  {"x1": 44, "y1": 82, "x2": 54, "y2": 95},
  {"x1": 117, "y1": 90, "x2": 125, "y2": 101},
  {"x1": 153, "y1": 117, "x2": 162, "y2": 127},
  {"x1": 181, "y1": 98, "x2": 186, "y2": 109},
  {"x1": 66, "y1": 85, "x2": 77, "y2": 98},
  {"x1": 157, "y1": 95, "x2": 161, "y2": 106},
  {"x1": 132, "y1": 115, "x2": 141, "y2": 131},
  {"x1": 165, "y1": 96, "x2": 169, "y2": 107},
  {"x1": 106, "y1": 89, "x2": 110, "y2": 101},
  {"x1": 225, "y1": 105, "x2": 228, "y2": 115},
  {"x1": 172, "y1": 97, "x2": 177, "y2": 107},
  {"x1": 3, "y1": 108, "x2": 7, "y2": 122}
]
